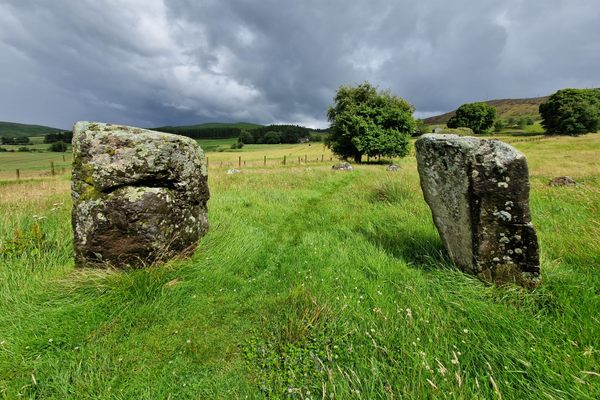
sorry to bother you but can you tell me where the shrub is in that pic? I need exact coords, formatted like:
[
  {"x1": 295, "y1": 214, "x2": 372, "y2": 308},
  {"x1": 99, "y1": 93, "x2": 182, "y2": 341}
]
[
  {"x1": 49, "y1": 141, "x2": 68, "y2": 152},
  {"x1": 494, "y1": 120, "x2": 506, "y2": 132},
  {"x1": 412, "y1": 119, "x2": 430, "y2": 137}
]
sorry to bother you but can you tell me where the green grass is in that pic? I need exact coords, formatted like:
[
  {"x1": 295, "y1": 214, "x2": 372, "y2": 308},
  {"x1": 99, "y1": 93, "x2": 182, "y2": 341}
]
[
  {"x1": 0, "y1": 150, "x2": 72, "y2": 180},
  {"x1": 197, "y1": 138, "x2": 239, "y2": 152},
  {"x1": 0, "y1": 136, "x2": 599, "y2": 398},
  {"x1": 0, "y1": 121, "x2": 64, "y2": 138}
]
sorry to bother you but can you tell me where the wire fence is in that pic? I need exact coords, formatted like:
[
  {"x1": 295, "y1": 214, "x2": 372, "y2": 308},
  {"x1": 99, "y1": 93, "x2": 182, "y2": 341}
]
[{"x1": 0, "y1": 153, "x2": 348, "y2": 181}]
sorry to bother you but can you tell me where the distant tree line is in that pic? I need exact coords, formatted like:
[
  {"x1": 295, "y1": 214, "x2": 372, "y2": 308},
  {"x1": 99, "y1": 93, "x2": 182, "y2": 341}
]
[
  {"x1": 154, "y1": 126, "x2": 244, "y2": 139},
  {"x1": 44, "y1": 131, "x2": 73, "y2": 143},
  {"x1": 238, "y1": 125, "x2": 326, "y2": 144},
  {"x1": 154, "y1": 124, "x2": 327, "y2": 144},
  {"x1": 1, "y1": 136, "x2": 31, "y2": 145}
]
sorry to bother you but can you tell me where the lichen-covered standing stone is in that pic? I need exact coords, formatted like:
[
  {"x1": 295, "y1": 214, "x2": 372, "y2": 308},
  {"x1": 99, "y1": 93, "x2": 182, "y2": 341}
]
[
  {"x1": 71, "y1": 122, "x2": 209, "y2": 268},
  {"x1": 415, "y1": 134, "x2": 540, "y2": 287}
]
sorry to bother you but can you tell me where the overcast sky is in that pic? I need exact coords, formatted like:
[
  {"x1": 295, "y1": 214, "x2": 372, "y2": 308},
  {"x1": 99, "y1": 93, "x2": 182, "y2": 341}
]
[{"x1": 0, "y1": 0, "x2": 598, "y2": 129}]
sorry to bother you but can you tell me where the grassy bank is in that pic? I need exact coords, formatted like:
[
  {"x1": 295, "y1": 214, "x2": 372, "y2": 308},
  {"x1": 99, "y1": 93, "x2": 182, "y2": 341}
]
[{"x1": 0, "y1": 135, "x2": 599, "y2": 398}]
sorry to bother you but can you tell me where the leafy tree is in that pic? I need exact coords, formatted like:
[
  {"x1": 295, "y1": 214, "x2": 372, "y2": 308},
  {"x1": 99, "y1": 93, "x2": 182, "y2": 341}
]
[
  {"x1": 326, "y1": 82, "x2": 415, "y2": 162},
  {"x1": 1, "y1": 136, "x2": 31, "y2": 145},
  {"x1": 261, "y1": 131, "x2": 282, "y2": 144},
  {"x1": 539, "y1": 88, "x2": 600, "y2": 135},
  {"x1": 49, "y1": 141, "x2": 68, "y2": 152},
  {"x1": 447, "y1": 102, "x2": 496, "y2": 134},
  {"x1": 238, "y1": 130, "x2": 255, "y2": 144}
]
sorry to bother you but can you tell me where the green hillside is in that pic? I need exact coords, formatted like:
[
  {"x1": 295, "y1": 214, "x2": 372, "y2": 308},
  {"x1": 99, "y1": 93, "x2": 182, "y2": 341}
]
[
  {"x1": 0, "y1": 121, "x2": 64, "y2": 138},
  {"x1": 424, "y1": 96, "x2": 549, "y2": 125}
]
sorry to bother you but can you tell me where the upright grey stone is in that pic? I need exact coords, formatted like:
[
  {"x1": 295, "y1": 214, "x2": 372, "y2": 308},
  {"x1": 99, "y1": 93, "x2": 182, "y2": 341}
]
[
  {"x1": 71, "y1": 122, "x2": 209, "y2": 268},
  {"x1": 415, "y1": 134, "x2": 540, "y2": 287}
]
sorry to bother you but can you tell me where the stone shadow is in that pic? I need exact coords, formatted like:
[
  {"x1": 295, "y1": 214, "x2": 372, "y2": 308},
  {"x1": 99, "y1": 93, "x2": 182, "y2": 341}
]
[{"x1": 359, "y1": 224, "x2": 456, "y2": 272}]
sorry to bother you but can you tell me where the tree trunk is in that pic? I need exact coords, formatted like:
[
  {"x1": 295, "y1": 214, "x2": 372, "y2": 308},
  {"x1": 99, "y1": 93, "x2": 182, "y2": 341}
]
[{"x1": 354, "y1": 153, "x2": 362, "y2": 163}]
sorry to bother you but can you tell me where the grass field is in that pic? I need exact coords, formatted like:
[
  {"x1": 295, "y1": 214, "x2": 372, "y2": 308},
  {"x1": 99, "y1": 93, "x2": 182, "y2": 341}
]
[{"x1": 0, "y1": 135, "x2": 599, "y2": 399}]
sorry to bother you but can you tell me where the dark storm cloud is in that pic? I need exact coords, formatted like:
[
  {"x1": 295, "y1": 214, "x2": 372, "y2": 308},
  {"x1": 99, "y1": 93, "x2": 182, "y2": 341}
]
[{"x1": 0, "y1": 0, "x2": 598, "y2": 129}]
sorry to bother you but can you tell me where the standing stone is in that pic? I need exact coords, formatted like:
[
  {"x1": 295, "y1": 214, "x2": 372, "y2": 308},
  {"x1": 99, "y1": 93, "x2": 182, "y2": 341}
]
[
  {"x1": 415, "y1": 134, "x2": 540, "y2": 287},
  {"x1": 71, "y1": 122, "x2": 209, "y2": 268}
]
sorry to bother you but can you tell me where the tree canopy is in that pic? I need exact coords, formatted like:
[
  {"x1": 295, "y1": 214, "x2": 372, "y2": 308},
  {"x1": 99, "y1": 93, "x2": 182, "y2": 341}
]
[
  {"x1": 539, "y1": 88, "x2": 600, "y2": 135},
  {"x1": 326, "y1": 82, "x2": 415, "y2": 162},
  {"x1": 446, "y1": 102, "x2": 496, "y2": 134}
]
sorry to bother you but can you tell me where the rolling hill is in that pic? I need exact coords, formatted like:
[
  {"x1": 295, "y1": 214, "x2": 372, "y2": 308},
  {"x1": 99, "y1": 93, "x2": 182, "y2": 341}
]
[
  {"x1": 0, "y1": 121, "x2": 64, "y2": 138},
  {"x1": 423, "y1": 95, "x2": 549, "y2": 125}
]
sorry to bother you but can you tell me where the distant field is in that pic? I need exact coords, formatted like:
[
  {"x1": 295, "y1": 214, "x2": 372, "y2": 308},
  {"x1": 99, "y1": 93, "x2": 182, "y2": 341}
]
[
  {"x1": 0, "y1": 133, "x2": 599, "y2": 398},
  {"x1": 197, "y1": 138, "x2": 238, "y2": 152}
]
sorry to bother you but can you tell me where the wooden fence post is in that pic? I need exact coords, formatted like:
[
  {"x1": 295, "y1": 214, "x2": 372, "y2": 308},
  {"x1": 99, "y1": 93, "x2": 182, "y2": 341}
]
[
  {"x1": 206, "y1": 157, "x2": 209, "y2": 168},
  {"x1": 283, "y1": 155, "x2": 286, "y2": 165},
  {"x1": 321, "y1": 154, "x2": 324, "y2": 162},
  {"x1": 62, "y1": 153, "x2": 66, "y2": 162},
  {"x1": 298, "y1": 156, "x2": 301, "y2": 164},
  {"x1": 304, "y1": 154, "x2": 307, "y2": 163},
  {"x1": 239, "y1": 156, "x2": 242, "y2": 168},
  {"x1": 51, "y1": 161, "x2": 55, "y2": 176},
  {"x1": 264, "y1": 155, "x2": 267, "y2": 166},
  {"x1": 16, "y1": 169, "x2": 20, "y2": 179}
]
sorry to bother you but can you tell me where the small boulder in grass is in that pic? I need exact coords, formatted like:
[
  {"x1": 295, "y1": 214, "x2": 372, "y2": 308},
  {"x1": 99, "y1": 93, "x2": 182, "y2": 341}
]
[
  {"x1": 386, "y1": 164, "x2": 400, "y2": 171},
  {"x1": 71, "y1": 122, "x2": 209, "y2": 268},
  {"x1": 227, "y1": 169, "x2": 241, "y2": 175},
  {"x1": 332, "y1": 162, "x2": 353, "y2": 171},
  {"x1": 549, "y1": 176, "x2": 577, "y2": 187}
]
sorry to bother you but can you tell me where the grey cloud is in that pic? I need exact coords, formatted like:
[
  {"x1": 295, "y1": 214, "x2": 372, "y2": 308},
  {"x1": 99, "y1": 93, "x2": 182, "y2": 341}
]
[{"x1": 0, "y1": 0, "x2": 598, "y2": 129}]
